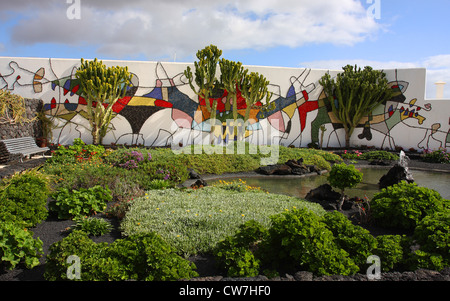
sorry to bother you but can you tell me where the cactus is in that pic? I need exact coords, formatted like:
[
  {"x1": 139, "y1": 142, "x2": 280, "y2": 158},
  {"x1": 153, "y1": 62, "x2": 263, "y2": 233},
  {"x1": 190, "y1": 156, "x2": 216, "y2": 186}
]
[
  {"x1": 75, "y1": 58, "x2": 132, "y2": 145},
  {"x1": 319, "y1": 65, "x2": 394, "y2": 148},
  {"x1": 240, "y1": 72, "x2": 273, "y2": 123},
  {"x1": 219, "y1": 59, "x2": 247, "y2": 132},
  {"x1": 184, "y1": 45, "x2": 222, "y2": 141}
]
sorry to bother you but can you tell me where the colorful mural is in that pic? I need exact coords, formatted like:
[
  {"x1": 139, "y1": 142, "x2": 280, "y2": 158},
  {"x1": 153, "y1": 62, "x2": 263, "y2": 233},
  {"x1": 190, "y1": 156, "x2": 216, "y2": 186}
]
[{"x1": 1, "y1": 57, "x2": 449, "y2": 151}]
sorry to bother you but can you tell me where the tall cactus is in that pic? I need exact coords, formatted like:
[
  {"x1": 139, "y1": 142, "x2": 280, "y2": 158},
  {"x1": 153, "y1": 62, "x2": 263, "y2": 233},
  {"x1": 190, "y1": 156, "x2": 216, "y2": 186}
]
[
  {"x1": 240, "y1": 72, "x2": 273, "y2": 123},
  {"x1": 319, "y1": 65, "x2": 394, "y2": 148},
  {"x1": 184, "y1": 45, "x2": 222, "y2": 141},
  {"x1": 75, "y1": 58, "x2": 132, "y2": 145},
  {"x1": 219, "y1": 59, "x2": 247, "y2": 122}
]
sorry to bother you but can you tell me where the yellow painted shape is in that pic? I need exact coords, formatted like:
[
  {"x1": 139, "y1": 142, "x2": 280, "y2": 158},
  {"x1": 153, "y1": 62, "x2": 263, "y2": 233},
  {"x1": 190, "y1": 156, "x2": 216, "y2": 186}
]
[
  {"x1": 128, "y1": 97, "x2": 157, "y2": 106},
  {"x1": 283, "y1": 102, "x2": 298, "y2": 119}
]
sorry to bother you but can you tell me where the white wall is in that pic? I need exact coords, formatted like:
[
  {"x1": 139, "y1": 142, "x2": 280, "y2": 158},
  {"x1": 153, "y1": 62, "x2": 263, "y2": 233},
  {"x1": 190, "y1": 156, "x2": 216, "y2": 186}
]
[{"x1": 1, "y1": 56, "x2": 448, "y2": 151}]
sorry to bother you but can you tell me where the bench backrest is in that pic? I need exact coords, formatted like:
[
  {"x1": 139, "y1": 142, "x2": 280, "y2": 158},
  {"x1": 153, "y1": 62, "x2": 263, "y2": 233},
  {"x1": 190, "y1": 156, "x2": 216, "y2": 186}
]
[{"x1": 1, "y1": 137, "x2": 40, "y2": 152}]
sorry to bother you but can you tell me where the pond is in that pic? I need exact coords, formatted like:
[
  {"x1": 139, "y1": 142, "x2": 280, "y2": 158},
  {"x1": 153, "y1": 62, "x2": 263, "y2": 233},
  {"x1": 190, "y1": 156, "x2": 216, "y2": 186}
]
[{"x1": 210, "y1": 168, "x2": 450, "y2": 200}]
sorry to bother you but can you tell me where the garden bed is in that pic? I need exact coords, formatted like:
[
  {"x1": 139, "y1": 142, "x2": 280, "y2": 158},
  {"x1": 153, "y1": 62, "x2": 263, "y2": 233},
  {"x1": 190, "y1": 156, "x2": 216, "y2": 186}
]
[{"x1": 0, "y1": 146, "x2": 449, "y2": 281}]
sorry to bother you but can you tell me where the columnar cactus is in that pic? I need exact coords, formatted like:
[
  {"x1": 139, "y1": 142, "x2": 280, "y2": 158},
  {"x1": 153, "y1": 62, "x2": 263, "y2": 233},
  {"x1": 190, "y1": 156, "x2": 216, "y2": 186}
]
[
  {"x1": 184, "y1": 45, "x2": 222, "y2": 138},
  {"x1": 76, "y1": 58, "x2": 132, "y2": 145},
  {"x1": 240, "y1": 72, "x2": 273, "y2": 123},
  {"x1": 319, "y1": 65, "x2": 394, "y2": 148},
  {"x1": 219, "y1": 59, "x2": 247, "y2": 122}
]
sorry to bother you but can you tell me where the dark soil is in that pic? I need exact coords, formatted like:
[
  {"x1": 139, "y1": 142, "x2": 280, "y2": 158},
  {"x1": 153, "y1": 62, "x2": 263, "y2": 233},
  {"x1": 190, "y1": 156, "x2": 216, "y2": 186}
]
[{"x1": 1, "y1": 155, "x2": 449, "y2": 282}]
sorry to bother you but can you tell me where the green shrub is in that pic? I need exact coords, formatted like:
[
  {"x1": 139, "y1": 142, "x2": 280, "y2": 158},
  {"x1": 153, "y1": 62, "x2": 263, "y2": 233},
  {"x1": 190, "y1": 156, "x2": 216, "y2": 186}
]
[
  {"x1": 360, "y1": 150, "x2": 399, "y2": 161},
  {"x1": 374, "y1": 235, "x2": 406, "y2": 272},
  {"x1": 322, "y1": 211, "x2": 377, "y2": 268},
  {"x1": 371, "y1": 182, "x2": 449, "y2": 229},
  {"x1": 107, "y1": 232, "x2": 198, "y2": 281},
  {"x1": 49, "y1": 185, "x2": 112, "y2": 220},
  {"x1": 405, "y1": 211, "x2": 450, "y2": 271},
  {"x1": 71, "y1": 216, "x2": 112, "y2": 236},
  {"x1": 214, "y1": 220, "x2": 268, "y2": 277},
  {"x1": 406, "y1": 250, "x2": 447, "y2": 272},
  {"x1": 413, "y1": 211, "x2": 449, "y2": 256},
  {"x1": 277, "y1": 147, "x2": 342, "y2": 170},
  {"x1": 44, "y1": 230, "x2": 107, "y2": 281},
  {"x1": 264, "y1": 208, "x2": 359, "y2": 276},
  {"x1": 0, "y1": 170, "x2": 52, "y2": 228},
  {"x1": 327, "y1": 163, "x2": 363, "y2": 210},
  {"x1": 0, "y1": 222, "x2": 43, "y2": 271},
  {"x1": 44, "y1": 230, "x2": 198, "y2": 281},
  {"x1": 341, "y1": 150, "x2": 399, "y2": 161},
  {"x1": 327, "y1": 163, "x2": 363, "y2": 194},
  {"x1": 148, "y1": 179, "x2": 172, "y2": 190}
]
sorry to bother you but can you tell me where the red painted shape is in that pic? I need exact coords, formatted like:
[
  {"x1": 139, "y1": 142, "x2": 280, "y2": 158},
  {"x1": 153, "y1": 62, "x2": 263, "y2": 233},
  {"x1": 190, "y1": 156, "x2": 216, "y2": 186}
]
[
  {"x1": 72, "y1": 84, "x2": 80, "y2": 94},
  {"x1": 298, "y1": 101, "x2": 318, "y2": 132},
  {"x1": 302, "y1": 90, "x2": 309, "y2": 101},
  {"x1": 78, "y1": 96, "x2": 87, "y2": 105},
  {"x1": 155, "y1": 99, "x2": 173, "y2": 108}
]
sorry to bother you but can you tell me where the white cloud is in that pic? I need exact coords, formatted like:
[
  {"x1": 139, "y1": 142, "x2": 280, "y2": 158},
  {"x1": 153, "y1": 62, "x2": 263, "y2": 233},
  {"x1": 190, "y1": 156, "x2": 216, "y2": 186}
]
[
  {"x1": 6, "y1": 0, "x2": 381, "y2": 60},
  {"x1": 300, "y1": 55, "x2": 450, "y2": 99}
]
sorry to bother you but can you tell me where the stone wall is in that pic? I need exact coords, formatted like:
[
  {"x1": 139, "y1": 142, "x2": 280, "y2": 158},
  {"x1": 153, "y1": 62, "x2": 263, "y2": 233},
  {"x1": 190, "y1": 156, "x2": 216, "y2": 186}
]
[{"x1": 0, "y1": 98, "x2": 43, "y2": 141}]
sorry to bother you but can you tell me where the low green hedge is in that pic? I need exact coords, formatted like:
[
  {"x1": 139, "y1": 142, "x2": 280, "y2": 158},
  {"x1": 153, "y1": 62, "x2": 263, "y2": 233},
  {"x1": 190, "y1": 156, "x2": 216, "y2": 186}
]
[
  {"x1": 0, "y1": 170, "x2": 51, "y2": 272},
  {"x1": 0, "y1": 169, "x2": 52, "y2": 228},
  {"x1": 44, "y1": 230, "x2": 198, "y2": 281},
  {"x1": 213, "y1": 208, "x2": 449, "y2": 277},
  {"x1": 371, "y1": 181, "x2": 450, "y2": 229}
]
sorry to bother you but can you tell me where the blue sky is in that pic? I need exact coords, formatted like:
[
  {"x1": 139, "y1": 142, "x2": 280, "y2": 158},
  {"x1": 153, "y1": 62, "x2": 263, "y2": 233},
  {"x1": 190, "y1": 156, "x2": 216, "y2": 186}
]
[{"x1": 1, "y1": 0, "x2": 449, "y2": 98}]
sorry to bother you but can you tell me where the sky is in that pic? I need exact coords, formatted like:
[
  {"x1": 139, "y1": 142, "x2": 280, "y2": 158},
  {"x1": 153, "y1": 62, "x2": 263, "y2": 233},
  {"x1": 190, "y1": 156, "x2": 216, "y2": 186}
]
[{"x1": 0, "y1": 0, "x2": 449, "y2": 99}]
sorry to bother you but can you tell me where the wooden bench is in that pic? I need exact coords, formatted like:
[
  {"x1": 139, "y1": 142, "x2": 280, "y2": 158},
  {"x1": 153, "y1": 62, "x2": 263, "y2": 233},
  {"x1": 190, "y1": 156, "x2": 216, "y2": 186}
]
[{"x1": 0, "y1": 137, "x2": 49, "y2": 163}]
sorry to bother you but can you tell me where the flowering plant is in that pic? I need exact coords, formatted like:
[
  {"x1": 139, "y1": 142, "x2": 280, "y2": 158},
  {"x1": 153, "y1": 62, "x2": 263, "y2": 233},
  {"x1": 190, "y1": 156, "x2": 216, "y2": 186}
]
[
  {"x1": 118, "y1": 151, "x2": 152, "y2": 169},
  {"x1": 354, "y1": 196, "x2": 372, "y2": 224},
  {"x1": 341, "y1": 150, "x2": 362, "y2": 159},
  {"x1": 422, "y1": 148, "x2": 450, "y2": 164}
]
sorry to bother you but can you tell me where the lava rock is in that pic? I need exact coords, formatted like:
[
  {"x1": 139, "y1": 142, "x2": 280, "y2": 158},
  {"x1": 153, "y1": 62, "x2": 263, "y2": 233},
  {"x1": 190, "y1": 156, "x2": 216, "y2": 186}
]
[
  {"x1": 294, "y1": 271, "x2": 314, "y2": 281},
  {"x1": 187, "y1": 168, "x2": 201, "y2": 179},
  {"x1": 191, "y1": 178, "x2": 207, "y2": 188},
  {"x1": 256, "y1": 159, "x2": 317, "y2": 176},
  {"x1": 305, "y1": 184, "x2": 340, "y2": 203},
  {"x1": 378, "y1": 164, "x2": 414, "y2": 189},
  {"x1": 256, "y1": 164, "x2": 292, "y2": 175},
  {"x1": 306, "y1": 165, "x2": 322, "y2": 175}
]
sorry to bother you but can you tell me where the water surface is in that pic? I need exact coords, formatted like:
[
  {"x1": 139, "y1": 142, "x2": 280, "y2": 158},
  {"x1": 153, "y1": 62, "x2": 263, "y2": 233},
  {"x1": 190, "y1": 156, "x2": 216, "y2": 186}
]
[{"x1": 211, "y1": 168, "x2": 450, "y2": 200}]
